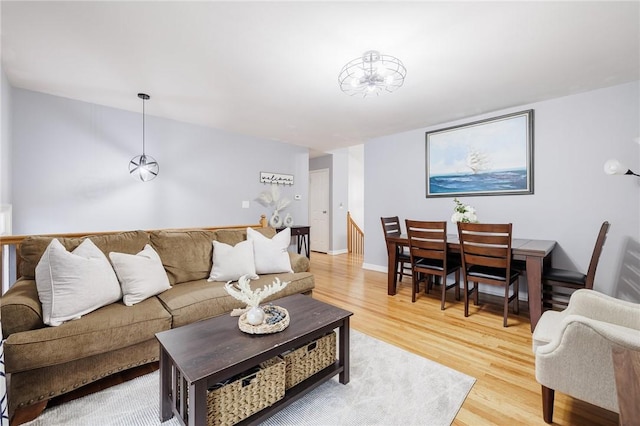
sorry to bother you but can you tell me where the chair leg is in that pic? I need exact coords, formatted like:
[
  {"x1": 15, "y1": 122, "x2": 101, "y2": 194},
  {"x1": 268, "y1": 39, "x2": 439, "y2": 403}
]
[
  {"x1": 440, "y1": 274, "x2": 446, "y2": 310},
  {"x1": 514, "y1": 279, "x2": 520, "y2": 315},
  {"x1": 464, "y1": 278, "x2": 470, "y2": 317},
  {"x1": 473, "y1": 282, "x2": 479, "y2": 305},
  {"x1": 542, "y1": 385, "x2": 554, "y2": 424},
  {"x1": 454, "y1": 269, "x2": 461, "y2": 301},
  {"x1": 503, "y1": 281, "x2": 510, "y2": 327},
  {"x1": 411, "y1": 270, "x2": 418, "y2": 303}
]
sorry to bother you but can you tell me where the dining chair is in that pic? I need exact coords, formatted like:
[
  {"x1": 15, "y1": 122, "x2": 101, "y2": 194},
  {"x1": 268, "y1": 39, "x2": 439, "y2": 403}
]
[
  {"x1": 381, "y1": 216, "x2": 412, "y2": 290},
  {"x1": 457, "y1": 222, "x2": 520, "y2": 327},
  {"x1": 405, "y1": 220, "x2": 460, "y2": 308},
  {"x1": 542, "y1": 221, "x2": 610, "y2": 311}
]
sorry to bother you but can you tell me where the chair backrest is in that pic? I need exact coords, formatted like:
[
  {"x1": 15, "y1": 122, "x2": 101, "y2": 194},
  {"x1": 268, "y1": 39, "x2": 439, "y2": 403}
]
[
  {"x1": 381, "y1": 216, "x2": 403, "y2": 255},
  {"x1": 585, "y1": 221, "x2": 610, "y2": 289},
  {"x1": 405, "y1": 220, "x2": 448, "y2": 264},
  {"x1": 457, "y1": 222, "x2": 513, "y2": 273}
]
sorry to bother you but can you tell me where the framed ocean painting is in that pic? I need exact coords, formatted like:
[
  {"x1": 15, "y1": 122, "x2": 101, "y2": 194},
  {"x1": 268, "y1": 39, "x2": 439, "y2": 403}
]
[{"x1": 425, "y1": 110, "x2": 534, "y2": 198}]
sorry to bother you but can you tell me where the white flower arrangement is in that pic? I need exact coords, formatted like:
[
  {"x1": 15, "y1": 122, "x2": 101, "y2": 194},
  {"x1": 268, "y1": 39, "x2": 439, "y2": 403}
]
[
  {"x1": 224, "y1": 275, "x2": 289, "y2": 308},
  {"x1": 451, "y1": 198, "x2": 478, "y2": 223}
]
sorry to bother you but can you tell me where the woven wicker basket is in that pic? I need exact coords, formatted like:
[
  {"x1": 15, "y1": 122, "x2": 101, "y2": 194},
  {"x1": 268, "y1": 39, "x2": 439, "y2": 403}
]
[
  {"x1": 282, "y1": 332, "x2": 336, "y2": 390},
  {"x1": 238, "y1": 306, "x2": 289, "y2": 334},
  {"x1": 206, "y1": 356, "x2": 285, "y2": 426}
]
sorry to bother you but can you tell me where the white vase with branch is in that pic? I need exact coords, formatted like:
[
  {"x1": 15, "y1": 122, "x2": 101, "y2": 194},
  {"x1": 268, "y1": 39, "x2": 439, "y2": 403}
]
[{"x1": 256, "y1": 184, "x2": 292, "y2": 228}]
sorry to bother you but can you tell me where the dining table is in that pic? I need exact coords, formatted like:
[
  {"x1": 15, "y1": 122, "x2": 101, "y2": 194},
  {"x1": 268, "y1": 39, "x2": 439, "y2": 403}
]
[{"x1": 385, "y1": 234, "x2": 556, "y2": 332}]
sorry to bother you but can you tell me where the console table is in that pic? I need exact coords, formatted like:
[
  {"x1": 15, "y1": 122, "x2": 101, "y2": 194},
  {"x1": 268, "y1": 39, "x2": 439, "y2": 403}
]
[{"x1": 278, "y1": 225, "x2": 310, "y2": 258}]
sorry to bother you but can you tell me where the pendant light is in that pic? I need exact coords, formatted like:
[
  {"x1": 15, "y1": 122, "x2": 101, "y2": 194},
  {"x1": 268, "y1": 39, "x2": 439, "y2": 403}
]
[{"x1": 129, "y1": 93, "x2": 159, "y2": 181}]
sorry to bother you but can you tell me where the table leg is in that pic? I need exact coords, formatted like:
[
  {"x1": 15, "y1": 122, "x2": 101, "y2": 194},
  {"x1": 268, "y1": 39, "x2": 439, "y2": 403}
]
[
  {"x1": 300, "y1": 233, "x2": 309, "y2": 258},
  {"x1": 189, "y1": 380, "x2": 207, "y2": 426},
  {"x1": 339, "y1": 317, "x2": 350, "y2": 384},
  {"x1": 159, "y1": 347, "x2": 173, "y2": 421},
  {"x1": 387, "y1": 241, "x2": 397, "y2": 295},
  {"x1": 526, "y1": 255, "x2": 544, "y2": 332}
]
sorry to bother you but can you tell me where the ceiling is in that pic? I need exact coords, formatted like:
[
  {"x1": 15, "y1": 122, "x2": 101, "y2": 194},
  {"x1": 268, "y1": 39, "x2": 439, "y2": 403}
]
[{"x1": 2, "y1": 1, "x2": 639, "y2": 156}]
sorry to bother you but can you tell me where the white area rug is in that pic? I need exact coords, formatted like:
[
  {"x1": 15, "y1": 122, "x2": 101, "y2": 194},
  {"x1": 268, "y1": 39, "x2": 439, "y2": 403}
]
[{"x1": 25, "y1": 330, "x2": 475, "y2": 426}]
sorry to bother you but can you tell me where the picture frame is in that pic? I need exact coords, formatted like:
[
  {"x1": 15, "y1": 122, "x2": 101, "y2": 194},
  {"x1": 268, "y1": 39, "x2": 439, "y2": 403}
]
[{"x1": 425, "y1": 109, "x2": 534, "y2": 198}]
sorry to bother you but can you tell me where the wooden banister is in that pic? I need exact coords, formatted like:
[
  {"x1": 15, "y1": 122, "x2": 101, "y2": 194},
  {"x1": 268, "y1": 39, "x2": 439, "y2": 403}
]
[
  {"x1": 347, "y1": 211, "x2": 364, "y2": 255},
  {"x1": 0, "y1": 215, "x2": 268, "y2": 292}
]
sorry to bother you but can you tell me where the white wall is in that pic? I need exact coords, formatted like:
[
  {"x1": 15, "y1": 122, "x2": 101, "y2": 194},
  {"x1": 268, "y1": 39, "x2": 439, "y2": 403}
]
[
  {"x1": 329, "y1": 147, "x2": 348, "y2": 254},
  {"x1": 348, "y1": 144, "x2": 364, "y2": 228},
  {"x1": 10, "y1": 89, "x2": 309, "y2": 234},
  {"x1": 1, "y1": 67, "x2": 11, "y2": 205},
  {"x1": 363, "y1": 81, "x2": 640, "y2": 298}
]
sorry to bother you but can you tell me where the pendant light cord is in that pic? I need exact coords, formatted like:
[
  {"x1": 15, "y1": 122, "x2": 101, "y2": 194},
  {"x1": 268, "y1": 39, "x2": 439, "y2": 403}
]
[{"x1": 142, "y1": 97, "x2": 146, "y2": 156}]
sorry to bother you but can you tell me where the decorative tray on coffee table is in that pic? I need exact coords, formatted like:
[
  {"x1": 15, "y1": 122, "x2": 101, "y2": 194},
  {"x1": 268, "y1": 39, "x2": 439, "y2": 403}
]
[{"x1": 238, "y1": 305, "x2": 290, "y2": 334}]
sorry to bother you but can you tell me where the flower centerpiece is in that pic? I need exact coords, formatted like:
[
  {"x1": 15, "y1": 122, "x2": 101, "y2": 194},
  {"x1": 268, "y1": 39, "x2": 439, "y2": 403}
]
[
  {"x1": 224, "y1": 275, "x2": 289, "y2": 328},
  {"x1": 451, "y1": 198, "x2": 478, "y2": 223}
]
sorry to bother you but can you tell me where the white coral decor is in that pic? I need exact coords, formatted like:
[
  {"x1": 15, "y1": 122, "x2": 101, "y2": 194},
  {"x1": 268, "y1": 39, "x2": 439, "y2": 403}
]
[
  {"x1": 224, "y1": 275, "x2": 289, "y2": 308},
  {"x1": 451, "y1": 198, "x2": 478, "y2": 223}
]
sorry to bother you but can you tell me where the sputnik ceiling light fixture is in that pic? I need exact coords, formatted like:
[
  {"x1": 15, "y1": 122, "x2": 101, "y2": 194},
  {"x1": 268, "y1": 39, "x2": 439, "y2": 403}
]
[
  {"x1": 129, "y1": 93, "x2": 159, "y2": 182},
  {"x1": 338, "y1": 50, "x2": 406, "y2": 97}
]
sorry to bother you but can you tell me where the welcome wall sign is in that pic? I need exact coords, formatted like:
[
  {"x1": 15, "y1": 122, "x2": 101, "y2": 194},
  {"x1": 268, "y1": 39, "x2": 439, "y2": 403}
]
[{"x1": 260, "y1": 172, "x2": 294, "y2": 185}]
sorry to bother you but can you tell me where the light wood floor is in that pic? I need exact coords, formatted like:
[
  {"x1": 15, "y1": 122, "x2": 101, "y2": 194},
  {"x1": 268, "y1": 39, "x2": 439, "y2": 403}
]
[{"x1": 310, "y1": 252, "x2": 618, "y2": 426}]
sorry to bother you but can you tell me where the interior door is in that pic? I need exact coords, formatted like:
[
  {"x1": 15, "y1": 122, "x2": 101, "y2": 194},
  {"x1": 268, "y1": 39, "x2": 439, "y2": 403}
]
[{"x1": 309, "y1": 169, "x2": 330, "y2": 253}]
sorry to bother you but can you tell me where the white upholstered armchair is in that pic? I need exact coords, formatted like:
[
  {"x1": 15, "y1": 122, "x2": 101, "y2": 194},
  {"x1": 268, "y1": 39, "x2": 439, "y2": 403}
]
[{"x1": 532, "y1": 289, "x2": 640, "y2": 423}]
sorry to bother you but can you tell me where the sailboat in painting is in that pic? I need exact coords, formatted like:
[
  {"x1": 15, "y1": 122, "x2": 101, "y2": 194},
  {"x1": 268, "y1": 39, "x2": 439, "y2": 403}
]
[{"x1": 466, "y1": 148, "x2": 490, "y2": 174}]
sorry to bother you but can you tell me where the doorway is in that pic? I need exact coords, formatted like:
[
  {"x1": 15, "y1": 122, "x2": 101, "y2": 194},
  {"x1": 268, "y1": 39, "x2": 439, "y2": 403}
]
[{"x1": 309, "y1": 169, "x2": 330, "y2": 253}]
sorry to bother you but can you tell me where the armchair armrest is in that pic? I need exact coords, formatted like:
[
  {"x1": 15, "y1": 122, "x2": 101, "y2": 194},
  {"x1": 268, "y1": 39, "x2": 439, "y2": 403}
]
[{"x1": 560, "y1": 289, "x2": 640, "y2": 329}]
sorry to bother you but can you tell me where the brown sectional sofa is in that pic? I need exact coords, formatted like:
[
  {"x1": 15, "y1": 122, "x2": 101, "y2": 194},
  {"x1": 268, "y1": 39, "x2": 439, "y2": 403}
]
[{"x1": 0, "y1": 225, "x2": 314, "y2": 416}]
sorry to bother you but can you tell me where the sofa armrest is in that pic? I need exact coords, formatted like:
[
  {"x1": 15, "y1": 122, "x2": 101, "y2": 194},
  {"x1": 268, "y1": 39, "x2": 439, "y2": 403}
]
[
  {"x1": 289, "y1": 252, "x2": 310, "y2": 273},
  {"x1": 1, "y1": 279, "x2": 45, "y2": 337}
]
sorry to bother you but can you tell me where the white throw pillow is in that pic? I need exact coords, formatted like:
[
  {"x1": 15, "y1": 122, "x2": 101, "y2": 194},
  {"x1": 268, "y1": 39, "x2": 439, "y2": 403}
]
[
  {"x1": 247, "y1": 227, "x2": 294, "y2": 274},
  {"x1": 35, "y1": 238, "x2": 122, "y2": 326},
  {"x1": 109, "y1": 244, "x2": 171, "y2": 306},
  {"x1": 208, "y1": 239, "x2": 259, "y2": 282}
]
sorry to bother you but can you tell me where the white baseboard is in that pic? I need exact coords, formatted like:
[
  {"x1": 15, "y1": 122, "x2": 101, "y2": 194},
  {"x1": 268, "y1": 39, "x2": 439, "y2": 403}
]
[
  {"x1": 328, "y1": 249, "x2": 348, "y2": 255},
  {"x1": 362, "y1": 263, "x2": 387, "y2": 273}
]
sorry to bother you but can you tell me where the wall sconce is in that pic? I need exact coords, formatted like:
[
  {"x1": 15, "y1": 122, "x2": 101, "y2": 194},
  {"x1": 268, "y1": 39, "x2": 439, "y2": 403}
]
[{"x1": 603, "y1": 159, "x2": 639, "y2": 177}]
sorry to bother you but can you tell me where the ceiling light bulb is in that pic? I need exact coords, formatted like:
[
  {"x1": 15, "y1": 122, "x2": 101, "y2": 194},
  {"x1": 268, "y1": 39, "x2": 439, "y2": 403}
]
[
  {"x1": 385, "y1": 75, "x2": 395, "y2": 85},
  {"x1": 351, "y1": 77, "x2": 360, "y2": 88}
]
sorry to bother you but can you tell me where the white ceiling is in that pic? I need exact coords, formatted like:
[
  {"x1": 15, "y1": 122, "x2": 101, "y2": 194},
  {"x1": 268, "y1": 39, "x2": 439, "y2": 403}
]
[{"x1": 2, "y1": 1, "x2": 639, "y2": 156}]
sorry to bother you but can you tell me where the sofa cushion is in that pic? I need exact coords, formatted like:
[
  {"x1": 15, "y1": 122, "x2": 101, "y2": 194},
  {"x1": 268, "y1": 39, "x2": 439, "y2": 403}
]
[
  {"x1": 214, "y1": 227, "x2": 275, "y2": 247},
  {"x1": 208, "y1": 240, "x2": 258, "y2": 282},
  {"x1": 3, "y1": 296, "x2": 172, "y2": 373},
  {"x1": 157, "y1": 272, "x2": 315, "y2": 328},
  {"x1": 109, "y1": 244, "x2": 171, "y2": 306},
  {"x1": 19, "y1": 230, "x2": 149, "y2": 280},
  {"x1": 35, "y1": 239, "x2": 123, "y2": 326},
  {"x1": 247, "y1": 227, "x2": 293, "y2": 274},
  {"x1": 149, "y1": 230, "x2": 217, "y2": 285}
]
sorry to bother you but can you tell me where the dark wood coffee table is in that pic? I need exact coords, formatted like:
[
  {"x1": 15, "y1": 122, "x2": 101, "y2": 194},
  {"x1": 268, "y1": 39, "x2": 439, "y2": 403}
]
[{"x1": 156, "y1": 294, "x2": 353, "y2": 426}]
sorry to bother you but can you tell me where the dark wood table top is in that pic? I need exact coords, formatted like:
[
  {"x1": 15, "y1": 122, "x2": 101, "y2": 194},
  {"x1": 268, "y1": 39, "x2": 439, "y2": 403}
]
[
  {"x1": 387, "y1": 233, "x2": 556, "y2": 257},
  {"x1": 156, "y1": 294, "x2": 352, "y2": 384}
]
